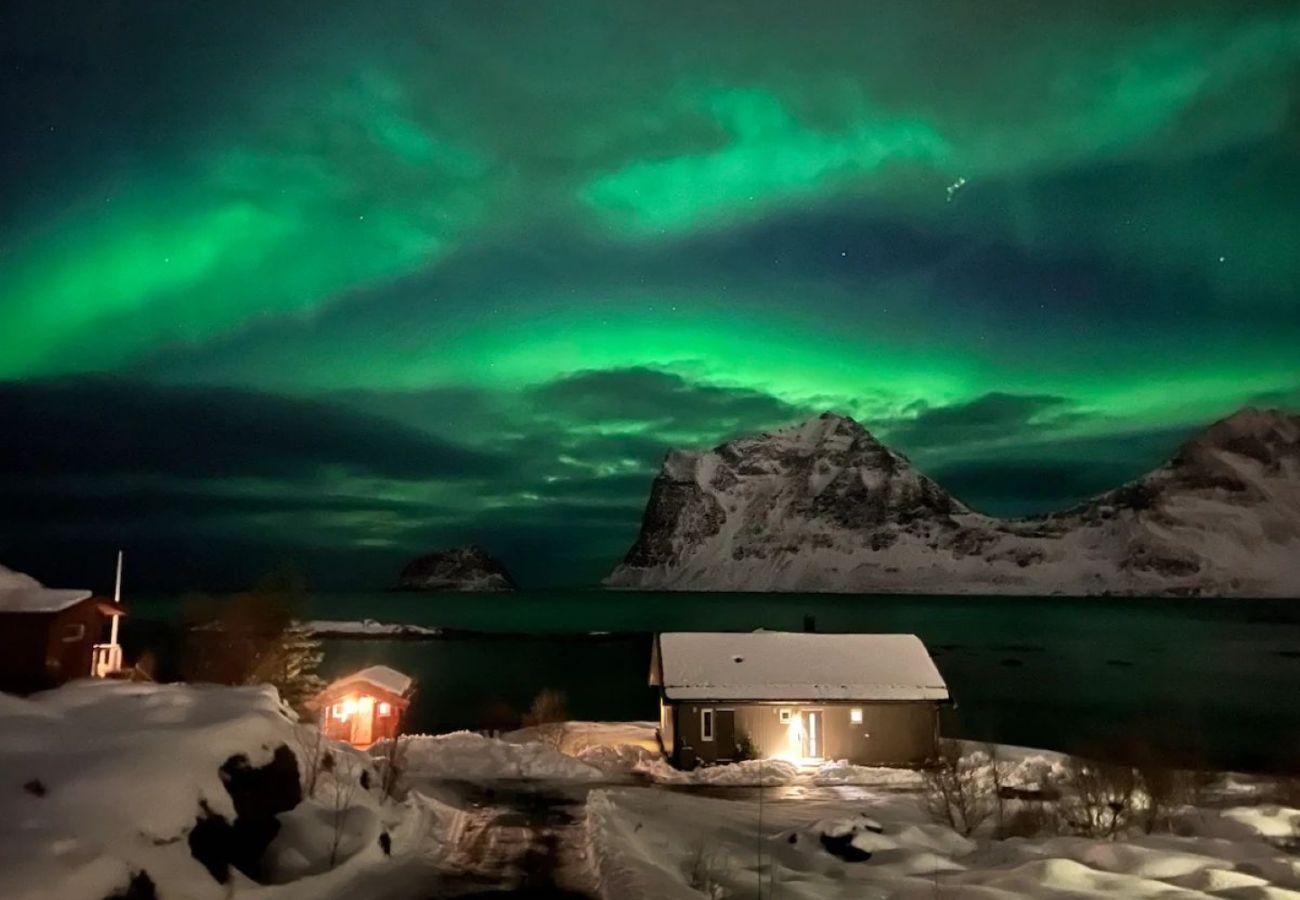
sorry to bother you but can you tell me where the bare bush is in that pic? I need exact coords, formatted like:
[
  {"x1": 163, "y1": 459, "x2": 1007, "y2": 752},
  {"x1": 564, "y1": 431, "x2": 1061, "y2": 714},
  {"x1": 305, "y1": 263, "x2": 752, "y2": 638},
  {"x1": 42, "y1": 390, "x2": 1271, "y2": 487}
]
[
  {"x1": 1134, "y1": 762, "x2": 1201, "y2": 834},
  {"x1": 292, "y1": 725, "x2": 327, "y2": 798},
  {"x1": 1273, "y1": 774, "x2": 1300, "y2": 809},
  {"x1": 327, "y1": 753, "x2": 361, "y2": 868},
  {"x1": 377, "y1": 735, "x2": 409, "y2": 801},
  {"x1": 685, "y1": 842, "x2": 731, "y2": 898},
  {"x1": 522, "y1": 688, "x2": 569, "y2": 751},
  {"x1": 999, "y1": 800, "x2": 1061, "y2": 839},
  {"x1": 1059, "y1": 757, "x2": 1138, "y2": 839},
  {"x1": 921, "y1": 741, "x2": 998, "y2": 837}
]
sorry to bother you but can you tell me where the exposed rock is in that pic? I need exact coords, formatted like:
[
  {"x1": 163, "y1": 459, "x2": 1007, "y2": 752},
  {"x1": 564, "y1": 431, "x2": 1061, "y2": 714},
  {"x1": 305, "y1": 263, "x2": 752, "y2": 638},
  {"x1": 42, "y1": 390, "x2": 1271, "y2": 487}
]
[
  {"x1": 396, "y1": 545, "x2": 517, "y2": 592},
  {"x1": 188, "y1": 745, "x2": 302, "y2": 884},
  {"x1": 607, "y1": 408, "x2": 1300, "y2": 597},
  {"x1": 104, "y1": 870, "x2": 157, "y2": 900}
]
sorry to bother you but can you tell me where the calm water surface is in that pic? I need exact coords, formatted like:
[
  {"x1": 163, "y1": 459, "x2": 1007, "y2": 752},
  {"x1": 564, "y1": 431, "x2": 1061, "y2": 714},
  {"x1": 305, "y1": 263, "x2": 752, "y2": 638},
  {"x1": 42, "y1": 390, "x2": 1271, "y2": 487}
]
[{"x1": 128, "y1": 591, "x2": 1300, "y2": 772}]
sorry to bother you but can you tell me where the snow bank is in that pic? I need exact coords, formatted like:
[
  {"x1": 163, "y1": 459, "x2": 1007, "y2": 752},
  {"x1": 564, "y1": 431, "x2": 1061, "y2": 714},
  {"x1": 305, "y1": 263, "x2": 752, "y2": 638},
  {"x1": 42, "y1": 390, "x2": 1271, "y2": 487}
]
[
  {"x1": 586, "y1": 774, "x2": 1300, "y2": 900},
  {"x1": 395, "y1": 731, "x2": 608, "y2": 782},
  {"x1": 0, "y1": 681, "x2": 432, "y2": 900},
  {"x1": 503, "y1": 720, "x2": 660, "y2": 755},
  {"x1": 634, "y1": 757, "x2": 800, "y2": 786}
]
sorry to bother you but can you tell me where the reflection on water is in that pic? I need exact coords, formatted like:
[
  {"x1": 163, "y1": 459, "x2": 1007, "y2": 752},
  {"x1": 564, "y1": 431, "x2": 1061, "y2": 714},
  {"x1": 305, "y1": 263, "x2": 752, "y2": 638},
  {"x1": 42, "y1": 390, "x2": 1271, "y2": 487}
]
[{"x1": 127, "y1": 590, "x2": 1300, "y2": 773}]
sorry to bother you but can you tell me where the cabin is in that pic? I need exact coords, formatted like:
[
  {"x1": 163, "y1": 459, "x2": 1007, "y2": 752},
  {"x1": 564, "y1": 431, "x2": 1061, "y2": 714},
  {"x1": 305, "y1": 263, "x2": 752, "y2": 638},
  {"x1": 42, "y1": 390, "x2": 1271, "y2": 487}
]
[
  {"x1": 651, "y1": 632, "x2": 950, "y2": 769},
  {"x1": 312, "y1": 665, "x2": 414, "y2": 748},
  {"x1": 0, "y1": 587, "x2": 126, "y2": 693}
]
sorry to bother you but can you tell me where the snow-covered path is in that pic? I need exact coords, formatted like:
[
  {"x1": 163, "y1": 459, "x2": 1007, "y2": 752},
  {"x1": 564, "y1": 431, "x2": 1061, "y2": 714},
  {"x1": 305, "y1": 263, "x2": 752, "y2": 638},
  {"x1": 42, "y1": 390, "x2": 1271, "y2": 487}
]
[{"x1": 412, "y1": 780, "x2": 602, "y2": 898}]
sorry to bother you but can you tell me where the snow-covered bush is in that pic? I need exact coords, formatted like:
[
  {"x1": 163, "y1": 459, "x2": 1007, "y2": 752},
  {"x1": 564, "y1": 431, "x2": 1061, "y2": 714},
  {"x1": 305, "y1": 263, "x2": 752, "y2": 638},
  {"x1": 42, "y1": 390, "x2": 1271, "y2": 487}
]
[
  {"x1": 1058, "y1": 756, "x2": 1140, "y2": 839},
  {"x1": 920, "y1": 741, "x2": 1000, "y2": 837},
  {"x1": 521, "y1": 688, "x2": 569, "y2": 750}
]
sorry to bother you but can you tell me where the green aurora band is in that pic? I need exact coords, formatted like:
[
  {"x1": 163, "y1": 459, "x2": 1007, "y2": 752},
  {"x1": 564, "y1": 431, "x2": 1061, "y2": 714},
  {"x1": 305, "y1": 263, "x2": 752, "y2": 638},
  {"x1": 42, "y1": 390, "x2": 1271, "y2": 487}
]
[{"x1": 1, "y1": 0, "x2": 1299, "y2": 587}]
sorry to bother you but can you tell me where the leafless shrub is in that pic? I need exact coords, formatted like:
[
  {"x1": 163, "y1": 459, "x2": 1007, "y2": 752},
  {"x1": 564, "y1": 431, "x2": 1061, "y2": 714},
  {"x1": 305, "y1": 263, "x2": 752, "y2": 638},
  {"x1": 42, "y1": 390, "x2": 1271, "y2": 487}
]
[
  {"x1": 522, "y1": 688, "x2": 569, "y2": 751},
  {"x1": 327, "y1": 753, "x2": 360, "y2": 869},
  {"x1": 1059, "y1": 757, "x2": 1139, "y2": 839},
  {"x1": 377, "y1": 735, "x2": 408, "y2": 801},
  {"x1": 921, "y1": 741, "x2": 998, "y2": 837},
  {"x1": 999, "y1": 800, "x2": 1061, "y2": 839},
  {"x1": 1273, "y1": 774, "x2": 1300, "y2": 809},
  {"x1": 292, "y1": 725, "x2": 327, "y2": 798},
  {"x1": 685, "y1": 842, "x2": 731, "y2": 898},
  {"x1": 1134, "y1": 762, "x2": 1202, "y2": 834}
]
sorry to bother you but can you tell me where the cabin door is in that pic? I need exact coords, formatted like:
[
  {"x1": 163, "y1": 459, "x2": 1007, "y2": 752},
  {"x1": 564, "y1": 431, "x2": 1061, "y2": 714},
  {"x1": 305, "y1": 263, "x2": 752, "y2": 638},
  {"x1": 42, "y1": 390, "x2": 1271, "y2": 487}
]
[
  {"x1": 714, "y1": 710, "x2": 736, "y2": 760},
  {"x1": 352, "y1": 696, "x2": 375, "y2": 746},
  {"x1": 802, "y1": 710, "x2": 823, "y2": 760}
]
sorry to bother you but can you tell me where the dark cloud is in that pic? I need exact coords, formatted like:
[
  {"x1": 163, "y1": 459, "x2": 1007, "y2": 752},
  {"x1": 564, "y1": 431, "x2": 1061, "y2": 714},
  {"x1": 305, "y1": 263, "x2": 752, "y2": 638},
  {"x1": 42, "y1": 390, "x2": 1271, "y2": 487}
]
[
  {"x1": 527, "y1": 367, "x2": 810, "y2": 436},
  {"x1": 0, "y1": 377, "x2": 500, "y2": 481},
  {"x1": 881, "y1": 392, "x2": 1083, "y2": 452}
]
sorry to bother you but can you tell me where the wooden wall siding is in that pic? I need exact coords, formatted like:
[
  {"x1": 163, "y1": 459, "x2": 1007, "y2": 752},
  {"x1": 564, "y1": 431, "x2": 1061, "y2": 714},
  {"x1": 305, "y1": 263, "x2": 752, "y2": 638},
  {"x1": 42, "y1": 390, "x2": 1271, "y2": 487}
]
[
  {"x1": 0, "y1": 614, "x2": 55, "y2": 692},
  {"x1": 671, "y1": 700, "x2": 939, "y2": 768},
  {"x1": 658, "y1": 695, "x2": 675, "y2": 754}
]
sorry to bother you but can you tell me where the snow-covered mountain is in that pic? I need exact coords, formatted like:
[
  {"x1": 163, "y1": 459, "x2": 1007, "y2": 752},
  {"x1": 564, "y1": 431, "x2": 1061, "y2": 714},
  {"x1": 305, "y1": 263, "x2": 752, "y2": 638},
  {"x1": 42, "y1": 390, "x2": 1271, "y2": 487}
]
[
  {"x1": 605, "y1": 409, "x2": 1300, "y2": 596},
  {"x1": 397, "y1": 545, "x2": 518, "y2": 592}
]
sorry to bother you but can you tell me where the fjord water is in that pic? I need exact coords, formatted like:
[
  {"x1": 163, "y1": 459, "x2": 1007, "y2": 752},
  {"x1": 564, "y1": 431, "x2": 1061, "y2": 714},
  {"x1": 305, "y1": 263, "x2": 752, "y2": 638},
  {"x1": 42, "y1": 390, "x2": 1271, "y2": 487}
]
[{"x1": 133, "y1": 591, "x2": 1300, "y2": 772}]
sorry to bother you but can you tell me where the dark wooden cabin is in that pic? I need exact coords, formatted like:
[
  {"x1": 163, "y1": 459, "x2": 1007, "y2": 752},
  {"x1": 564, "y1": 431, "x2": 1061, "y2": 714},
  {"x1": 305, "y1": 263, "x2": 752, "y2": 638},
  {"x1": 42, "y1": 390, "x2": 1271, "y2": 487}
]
[
  {"x1": 651, "y1": 632, "x2": 950, "y2": 769},
  {"x1": 311, "y1": 665, "x2": 414, "y2": 748},
  {"x1": 0, "y1": 587, "x2": 126, "y2": 694}
]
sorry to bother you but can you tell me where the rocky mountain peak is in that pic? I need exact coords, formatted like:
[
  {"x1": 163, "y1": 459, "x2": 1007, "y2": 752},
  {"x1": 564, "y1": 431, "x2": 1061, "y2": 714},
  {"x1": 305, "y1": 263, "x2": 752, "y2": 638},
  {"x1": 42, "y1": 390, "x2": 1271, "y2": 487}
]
[
  {"x1": 607, "y1": 405, "x2": 1300, "y2": 596},
  {"x1": 397, "y1": 545, "x2": 517, "y2": 592}
]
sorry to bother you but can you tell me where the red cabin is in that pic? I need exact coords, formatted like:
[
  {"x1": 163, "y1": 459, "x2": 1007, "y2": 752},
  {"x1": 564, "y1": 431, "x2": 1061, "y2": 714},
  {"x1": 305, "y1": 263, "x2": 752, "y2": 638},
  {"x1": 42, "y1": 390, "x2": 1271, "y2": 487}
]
[
  {"x1": 311, "y1": 665, "x2": 414, "y2": 748},
  {"x1": 0, "y1": 587, "x2": 126, "y2": 694}
]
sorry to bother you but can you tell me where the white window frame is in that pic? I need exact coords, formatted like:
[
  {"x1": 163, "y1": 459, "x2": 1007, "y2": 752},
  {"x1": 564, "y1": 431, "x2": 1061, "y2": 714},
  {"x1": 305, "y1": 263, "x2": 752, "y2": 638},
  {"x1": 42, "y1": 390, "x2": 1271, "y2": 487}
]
[
  {"x1": 701, "y1": 708, "x2": 715, "y2": 742},
  {"x1": 61, "y1": 623, "x2": 85, "y2": 643},
  {"x1": 779, "y1": 708, "x2": 792, "y2": 724},
  {"x1": 850, "y1": 708, "x2": 864, "y2": 725}
]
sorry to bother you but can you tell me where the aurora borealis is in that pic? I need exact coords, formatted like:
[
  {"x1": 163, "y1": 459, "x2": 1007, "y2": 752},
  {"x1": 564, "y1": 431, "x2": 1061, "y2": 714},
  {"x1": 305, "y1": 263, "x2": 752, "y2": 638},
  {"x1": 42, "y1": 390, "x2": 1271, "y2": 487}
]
[{"x1": 2, "y1": 1, "x2": 1299, "y2": 590}]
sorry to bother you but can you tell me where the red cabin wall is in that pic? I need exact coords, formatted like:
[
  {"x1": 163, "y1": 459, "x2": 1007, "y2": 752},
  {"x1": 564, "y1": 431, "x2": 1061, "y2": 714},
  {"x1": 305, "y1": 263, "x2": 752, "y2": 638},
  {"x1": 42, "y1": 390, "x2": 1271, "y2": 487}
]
[
  {"x1": 0, "y1": 600, "x2": 109, "y2": 693},
  {"x1": 315, "y1": 685, "x2": 408, "y2": 747}
]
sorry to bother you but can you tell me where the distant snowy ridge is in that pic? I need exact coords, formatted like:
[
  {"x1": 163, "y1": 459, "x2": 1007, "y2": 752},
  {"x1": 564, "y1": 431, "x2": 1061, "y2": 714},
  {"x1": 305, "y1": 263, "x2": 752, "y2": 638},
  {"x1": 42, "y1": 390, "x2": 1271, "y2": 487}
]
[{"x1": 606, "y1": 408, "x2": 1300, "y2": 597}]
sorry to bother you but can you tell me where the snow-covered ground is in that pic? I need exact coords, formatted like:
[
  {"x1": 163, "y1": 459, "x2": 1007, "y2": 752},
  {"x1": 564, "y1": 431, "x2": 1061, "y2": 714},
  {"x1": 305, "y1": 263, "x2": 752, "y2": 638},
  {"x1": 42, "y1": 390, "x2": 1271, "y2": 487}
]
[
  {"x1": 4, "y1": 689, "x2": 1298, "y2": 900},
  {"x1": 0, "y1": 681, "x2": 458, "y2": 900},
  {"x1": 586, "y1": 782, "x2": 1300, "y2": 899}
]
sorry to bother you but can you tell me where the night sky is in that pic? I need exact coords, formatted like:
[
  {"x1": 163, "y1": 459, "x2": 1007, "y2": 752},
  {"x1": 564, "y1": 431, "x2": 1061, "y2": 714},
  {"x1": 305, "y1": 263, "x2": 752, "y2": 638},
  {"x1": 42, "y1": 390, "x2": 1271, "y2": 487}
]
[{"x1": 2, "y1": 1, "x2": 1299, "y2": 591}]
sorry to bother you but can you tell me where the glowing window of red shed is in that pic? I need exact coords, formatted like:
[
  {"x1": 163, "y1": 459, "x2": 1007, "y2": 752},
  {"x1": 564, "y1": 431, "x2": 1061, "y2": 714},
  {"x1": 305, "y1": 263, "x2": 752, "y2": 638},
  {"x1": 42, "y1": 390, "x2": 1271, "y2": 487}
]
[{"x1": 378, "y1": 701, "x2": 392, "y2": 717}]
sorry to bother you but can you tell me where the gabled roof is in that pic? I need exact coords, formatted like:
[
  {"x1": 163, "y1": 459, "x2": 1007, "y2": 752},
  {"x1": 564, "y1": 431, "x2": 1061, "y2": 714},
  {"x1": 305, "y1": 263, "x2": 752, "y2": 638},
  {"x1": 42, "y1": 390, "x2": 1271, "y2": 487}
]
[
  {"x1": 0, "y1": 588, "x2": 94, "y2": 614},
  {"x1": 324, "y1": 665, "x2": 414, "y2": 699},
  {"x1": 655, "y1": 632, "x2": 949, "y2": 702}
]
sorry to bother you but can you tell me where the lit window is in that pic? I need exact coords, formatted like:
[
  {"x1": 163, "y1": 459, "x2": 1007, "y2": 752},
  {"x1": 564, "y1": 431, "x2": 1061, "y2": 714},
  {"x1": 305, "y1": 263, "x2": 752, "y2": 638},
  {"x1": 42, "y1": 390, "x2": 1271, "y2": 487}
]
[
  {"x1": 341, "y1": 697, "x2": 358, "y2": 719},
  {"x1": 701, "y1": 709, "x2": 714, "y2": 741},
  {"x1": 378, "y1": 701, "x2": 392, "y2": 717},
  {"x1": 779, "y1": 709, "x2": 792, "y2": 724},
  {"x1": 850, "y1": 708, "x2": 864, "y2": 724},
  {"x1": 331, "y1": 703, "x2": 344, "y2": 720}
]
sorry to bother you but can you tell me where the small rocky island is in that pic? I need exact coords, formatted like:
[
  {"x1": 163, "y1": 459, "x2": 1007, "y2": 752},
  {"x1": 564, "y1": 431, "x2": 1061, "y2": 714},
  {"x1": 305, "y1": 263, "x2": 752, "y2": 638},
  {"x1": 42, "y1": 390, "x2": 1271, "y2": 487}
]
[{"x1": 396, "y1": 545, "x2": 518, "y2": 592}]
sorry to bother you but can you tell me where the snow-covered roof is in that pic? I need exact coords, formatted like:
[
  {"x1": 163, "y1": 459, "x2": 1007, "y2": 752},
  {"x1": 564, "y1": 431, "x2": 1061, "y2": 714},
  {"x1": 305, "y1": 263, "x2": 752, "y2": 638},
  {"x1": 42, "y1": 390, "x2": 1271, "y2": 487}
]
[
  {"x1": 0, "y1": 564, "x2": 94, "y2": 614},
  {"x1": 331, "y1": 664, "x2": 414, "y2": 697},
  {"x1": 0, "y1": 587, "x2": 94, "y2": 614},
  {"x1": 656, "y1": 632, "x2": 949, "y2": 702}
]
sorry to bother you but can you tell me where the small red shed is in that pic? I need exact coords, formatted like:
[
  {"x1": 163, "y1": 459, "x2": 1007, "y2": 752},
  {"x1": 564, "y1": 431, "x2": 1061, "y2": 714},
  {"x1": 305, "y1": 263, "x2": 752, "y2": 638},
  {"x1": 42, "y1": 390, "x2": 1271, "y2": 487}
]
[
  {"x1": 0, "y1": 585, "x2": 126, "y2": 693},
  {"x1": 312, "y1": 665, "x2": 414, "y2": 748}
]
